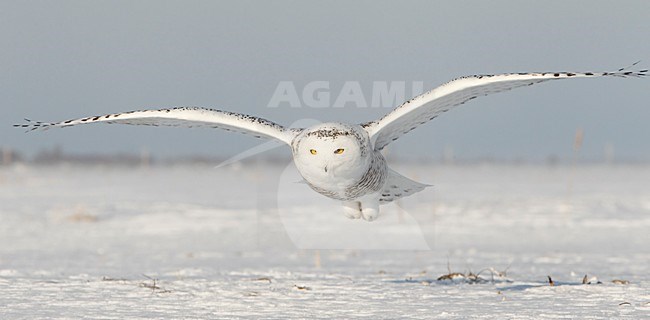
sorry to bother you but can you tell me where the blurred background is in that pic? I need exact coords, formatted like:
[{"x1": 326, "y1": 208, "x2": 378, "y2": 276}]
[{"x1": 1, "y1": 0, "x2": 649, "y2": 165}]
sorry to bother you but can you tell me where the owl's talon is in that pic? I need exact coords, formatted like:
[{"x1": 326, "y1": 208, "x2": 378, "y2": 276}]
[
  {"x1": 360, "y1": 207, "x2": 379, "y2": 221},
  {"x1": 342, "y1": 201, "x2": 362, "y2": 219}
]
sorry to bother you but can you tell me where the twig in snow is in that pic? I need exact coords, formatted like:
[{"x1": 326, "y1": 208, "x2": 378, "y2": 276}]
[
  {"x1": 140, "y1": 274, "x2": 171, "y2": 294},
  {"x1": 547, "y1": 275, "x2": 555, "y2": 286}
]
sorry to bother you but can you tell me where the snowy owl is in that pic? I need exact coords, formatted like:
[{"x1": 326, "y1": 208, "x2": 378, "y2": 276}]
[{"x1": 16, "y1": 66, "x2": 647, "y2": 221}]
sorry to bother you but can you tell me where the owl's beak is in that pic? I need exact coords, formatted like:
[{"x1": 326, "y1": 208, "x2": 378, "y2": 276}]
[{"x1": 324, "y1": 165, "x2": 328, "y2": 173}]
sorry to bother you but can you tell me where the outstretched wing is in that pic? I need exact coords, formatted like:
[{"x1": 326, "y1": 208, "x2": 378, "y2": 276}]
[
  {"x1": 15, "y1": 107, "x2": 297, "y2": 145},
  {"x1": 364, "y1": 67, "x2": 647, "y2": 151}
]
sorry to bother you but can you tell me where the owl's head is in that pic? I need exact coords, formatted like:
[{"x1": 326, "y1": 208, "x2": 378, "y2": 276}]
[{"x1": 292, "y1": 123, "x2": 371, "y2": 180}]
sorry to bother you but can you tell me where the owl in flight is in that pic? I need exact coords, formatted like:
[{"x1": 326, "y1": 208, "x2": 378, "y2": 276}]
[{"x1": 16, "y1": 66, "x2": 646, "y2": 221}]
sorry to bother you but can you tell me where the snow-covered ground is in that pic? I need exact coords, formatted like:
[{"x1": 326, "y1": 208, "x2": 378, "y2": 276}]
[{"x1": 0, "y1": 163, "x2": 648, "y2": 319}]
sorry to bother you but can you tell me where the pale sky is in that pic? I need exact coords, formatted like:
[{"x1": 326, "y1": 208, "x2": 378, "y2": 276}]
[{"x1": 2, "y1": 0, "x2": 649, "y2": 161}]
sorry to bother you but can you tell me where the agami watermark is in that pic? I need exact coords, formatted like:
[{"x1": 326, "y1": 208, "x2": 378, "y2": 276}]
[{"x1": 267, "y1": 81, "x2": 425, "y2": 108}]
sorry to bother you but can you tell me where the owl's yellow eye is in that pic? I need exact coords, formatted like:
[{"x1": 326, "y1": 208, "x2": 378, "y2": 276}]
[
  {"x1": 334, "y1": 148, "x2": 345, "y2": 154},
  {"x1": 310, "y1": 149, "x2": 317, "y2": 155}
]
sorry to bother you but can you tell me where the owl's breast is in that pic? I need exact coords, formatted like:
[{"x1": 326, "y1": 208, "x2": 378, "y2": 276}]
[{"x1": 297, "y1": 151, "x2": 387, "y2": 201}]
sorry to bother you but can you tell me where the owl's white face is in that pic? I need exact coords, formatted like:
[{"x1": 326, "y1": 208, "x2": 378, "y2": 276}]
[{"x1": 292, "y1": 123, "x2": 371, "y2": 187}]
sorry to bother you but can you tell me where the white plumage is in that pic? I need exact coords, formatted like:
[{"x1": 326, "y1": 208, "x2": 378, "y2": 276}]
[{"x1": 16, "y1": 66, "x2": 647, "y2": 221}]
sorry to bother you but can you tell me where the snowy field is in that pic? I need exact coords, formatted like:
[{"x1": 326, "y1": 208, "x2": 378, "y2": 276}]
[{"x1": 0, "y1": 162, "x2": 649, "y2": 319}]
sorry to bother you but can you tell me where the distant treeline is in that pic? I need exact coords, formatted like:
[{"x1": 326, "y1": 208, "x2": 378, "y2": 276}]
[
  {"x1": 0, "y1": 146, "x2": 292, "y2": 167},
  {"x1": 1, "y1": 146, "x2": 648, "y2": 167}
]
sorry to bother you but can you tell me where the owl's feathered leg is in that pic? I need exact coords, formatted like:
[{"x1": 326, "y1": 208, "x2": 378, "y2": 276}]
[
  {"x1": 342, "y1": 201, "x2": 362, "y2": 219},
  {"x1": 358, "y1": 193, "x2": 380, "y2": 222},
  {"x1": 342, "y1": 194, "x2": 380, "y2": 221}
]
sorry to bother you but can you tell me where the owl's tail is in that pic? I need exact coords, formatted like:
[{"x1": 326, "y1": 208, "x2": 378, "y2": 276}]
[{"x1": 378, "y1": 168, "x2": 430, "y2": 204}]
